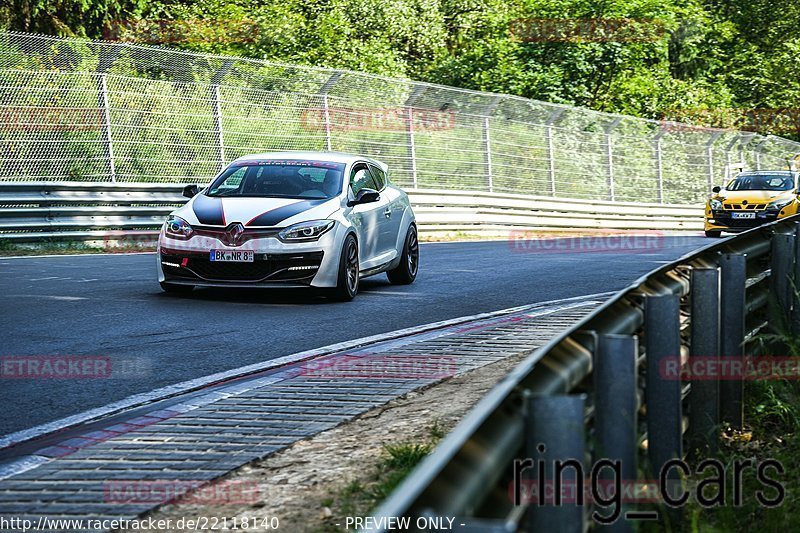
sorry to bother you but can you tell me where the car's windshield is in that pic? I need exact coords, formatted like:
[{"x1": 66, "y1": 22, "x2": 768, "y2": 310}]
[
  {"x1": 206, "y1": 160, "x2": 345, "y2": 199},
  {"x1": 725, "y1": 174, "x2": 795, "y2": 191}
]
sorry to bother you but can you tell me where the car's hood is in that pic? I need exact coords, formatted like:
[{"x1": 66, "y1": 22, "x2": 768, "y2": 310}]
[
  {"x1": 714, "y1": 190, "x2": 796, "y2": 204},
  {"x1": 174, "y1": 195, "x2": 340, "y2": 227}
]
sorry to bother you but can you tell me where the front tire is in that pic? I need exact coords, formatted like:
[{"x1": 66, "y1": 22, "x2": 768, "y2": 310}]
[
  {"x1": 329, "y1": 234, "x2": 359, "y2": 301},
  {"x1": 160, "y1": 282, "x2": 194, "y2": 294},
  {"x1": 387, "y1": 224, "x2": 419, "y2": 285},
  {"x1": 704, "y1": 230, "x2": 722, "y2": 238}
]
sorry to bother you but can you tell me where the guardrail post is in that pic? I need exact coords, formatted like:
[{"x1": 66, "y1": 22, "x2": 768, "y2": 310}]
[
  {"x1": 483, "y1": 117, "x2": 493, "y2": 192},
  {"x1": 594, "y1": 334, "x2": 637, "y2": 532},
  {"x1": 644, "y1": 294, "x2": 682, "y2": 494},
  {"x1": 604, "y1": 118, "x2": 622, "y2": 201},
  {"x1": 792, "y1": 223, "x2": 800, "y2": 336},
  {"x1": 526, "y1": 394, "x2": 586, "y2": 533},
  {"x1": 96, "y1": 73, "x2": 116, "y2": 182},
  {"x1": 720, "y1": 254, "x2": 746, "y2": 428},
  {"x1": 771, "y1": 233, "x2": 795, "y2": 323},
  {"x1": 689, "y1": 268, "x2": 721, "y2": 456}
]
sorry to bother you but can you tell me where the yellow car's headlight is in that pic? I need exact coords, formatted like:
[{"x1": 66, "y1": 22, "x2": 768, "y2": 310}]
[
  {"x1": 709, "y1": 198, "x2": 722, "y2": 210},
  {"x1": 768, "y1": 198, "x2": 794, "y2": 211}
]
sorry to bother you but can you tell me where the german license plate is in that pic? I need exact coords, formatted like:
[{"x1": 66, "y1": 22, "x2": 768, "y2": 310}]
[
  {"x1": 209, "y1": 250, "x2": 254, "y2": 262},
  {"x1": 732, "y1": 212, "x2": 756, "y2": 219}
]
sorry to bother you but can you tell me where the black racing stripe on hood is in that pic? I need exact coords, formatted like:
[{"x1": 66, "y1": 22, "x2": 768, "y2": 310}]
[
  {"x1": 192, "y1": 194, "x2": 225, "y2": 226},
  {"x1": 246, "y1": 199, "x2": 330, "y2": 227}
]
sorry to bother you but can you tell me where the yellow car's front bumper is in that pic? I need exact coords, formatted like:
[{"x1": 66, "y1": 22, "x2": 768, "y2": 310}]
[{"x1": 704, "y1": 201, "x2": 799, "y2": 233}]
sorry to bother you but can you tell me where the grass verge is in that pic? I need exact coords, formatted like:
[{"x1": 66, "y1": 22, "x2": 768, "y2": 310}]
[{"x1": 314, "y1": 421, "x2": 445, "y2": 531}]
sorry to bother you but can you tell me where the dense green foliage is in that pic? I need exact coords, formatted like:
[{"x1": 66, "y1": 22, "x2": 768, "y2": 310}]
[{"x1": 2, "y1": 0, "x2": 799, "y2": 131}]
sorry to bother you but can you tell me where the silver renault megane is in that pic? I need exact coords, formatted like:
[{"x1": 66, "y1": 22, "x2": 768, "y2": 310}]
[{"x1": 157, "y1": 152, "x2": 419, "y2": 300}]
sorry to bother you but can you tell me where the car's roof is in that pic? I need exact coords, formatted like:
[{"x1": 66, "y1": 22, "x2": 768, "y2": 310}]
[
  {"x1": 738, "y1": 170, "x2": 796, "y2": 175},
  {"x1": 233, "y1": 151, "x2": 386, "y2": 168}
]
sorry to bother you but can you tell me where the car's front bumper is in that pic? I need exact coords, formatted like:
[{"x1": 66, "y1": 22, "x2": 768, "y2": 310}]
[
  {"x1": 156, "y1": 224, "x2": 346, "y2": 288},
  {"x1": 704, "y1": 210, "x2": 781, "y2": 233},
  {"x1": 160, "y1": 249, "x2": 324, "y2": 286}
]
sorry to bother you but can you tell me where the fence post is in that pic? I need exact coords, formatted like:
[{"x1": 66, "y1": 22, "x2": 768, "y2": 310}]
[
  {"x1": 319, "y1": 73, "x2": 342, "y2": 151},
  {"x1": 689, "y1": 268, "x2": 721, "y2": 456},
  {"x1": 720, "y1": 254, "x2": 746, "y2": 428},
  {"x1": 404, "y1": 85, "x2": 427, "y2": 189},
  {"x1": 653, "y1": 129, "x2": 665, "y2": 204},
  {"x1": 96, "y1": 73, "x2": 116, "y2": 182},
  {"x1": 594, "y1": 334, "x2": 637, "y2": 532},
  {"x1": 604, "y1": 118, "x2": 622, "y2": 201},
  {"x1": 545, "y1": 109, "x2": 564, "y2": 197},
  {"x1": 210, "y1": 85, "x2": 226, "y2": 172},
  {"x1": 723, "y1": 135, "x2": 740, "y2": 179},
  {"x1": 753, "y1": 137, "x2": 768, "y2": 170},
  {"x1": 644, "y1": 294, "x2": 683, "y2": 505},
  {"x1": 525, "y1": 394, "x2": 586, "y2": 532},
  {"x1": 483, "y1": 117, "x2": 493, "y2": 192},
  {"x1": 210, "y1": 61, "x2": 234, "y2": 173},
  {"x1": 705, "y1": 132, "x2": 723, "y2": 192}
]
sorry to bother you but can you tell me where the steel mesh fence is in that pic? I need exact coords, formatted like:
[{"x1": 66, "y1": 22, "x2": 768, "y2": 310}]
[{"x1": 1, "y1": 31, "x2": 799, "y2": 204}]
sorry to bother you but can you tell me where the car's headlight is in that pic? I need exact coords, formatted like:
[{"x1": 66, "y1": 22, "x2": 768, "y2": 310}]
[
  {"x1": 165, "y1": 215, "x2": 194, "y2": 240},
  {"x1": 767, "y1": 198, "x2": 794, "y2": 211},
  {"x1": 709, "y1": 198, "x2": 723, "y2": 210},
  {"x1": 278, "y1": 220, "x2": 335, "y2": 242}
]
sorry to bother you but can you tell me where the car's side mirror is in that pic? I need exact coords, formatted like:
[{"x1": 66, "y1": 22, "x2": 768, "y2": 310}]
[
  {"x1": 183, "y1": 184, "x2": 199, "y2": 199},
  {"x1": 711, "y1": 186, "x2": 721, "y2": 193},
  {"x1": 347, "y1": 188, "x2": 380, "y2": 207}
]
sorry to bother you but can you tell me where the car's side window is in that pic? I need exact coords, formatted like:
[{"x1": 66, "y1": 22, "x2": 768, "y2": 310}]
[
  {"x1": 367, "y1": 164, "x2": 386, "y2": 191},
  {"x1": 350, "y1": 164, "x2": 378, "y2": 196}
]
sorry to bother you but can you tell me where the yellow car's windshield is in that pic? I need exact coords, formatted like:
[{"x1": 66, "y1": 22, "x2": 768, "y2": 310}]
[{"x1": 726, "y1": 173, "x2": 795, "y2": 191}]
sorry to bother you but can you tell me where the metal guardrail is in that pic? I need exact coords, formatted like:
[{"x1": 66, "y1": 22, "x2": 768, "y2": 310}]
[
  {"x1": 2, "y1": 32, "x2": 800, "y2": 205},
  {"x1": 0, "y1": 183, "x2": 703, "y2": 242},
  {"x1": 372, "y1": 213, "x2": 800, "y2": 531}
]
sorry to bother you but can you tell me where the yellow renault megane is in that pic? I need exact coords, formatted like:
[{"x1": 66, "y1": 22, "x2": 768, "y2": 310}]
[{"x1": 704, "y1": 170, "x2": 800, "y2": 237}]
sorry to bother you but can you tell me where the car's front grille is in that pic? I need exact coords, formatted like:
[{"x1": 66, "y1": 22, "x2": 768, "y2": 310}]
[
  {"x1": 161, "y1": 251, "x2": 324, "y2": 284},
  {"x1": 722, "y1": 203, "x2": 767, "y2": 210}
]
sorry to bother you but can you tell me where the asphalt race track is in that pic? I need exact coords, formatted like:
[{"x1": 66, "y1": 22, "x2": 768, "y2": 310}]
[{"x1": 0, "y1": 236, "x2": 709, "y2": 436}]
